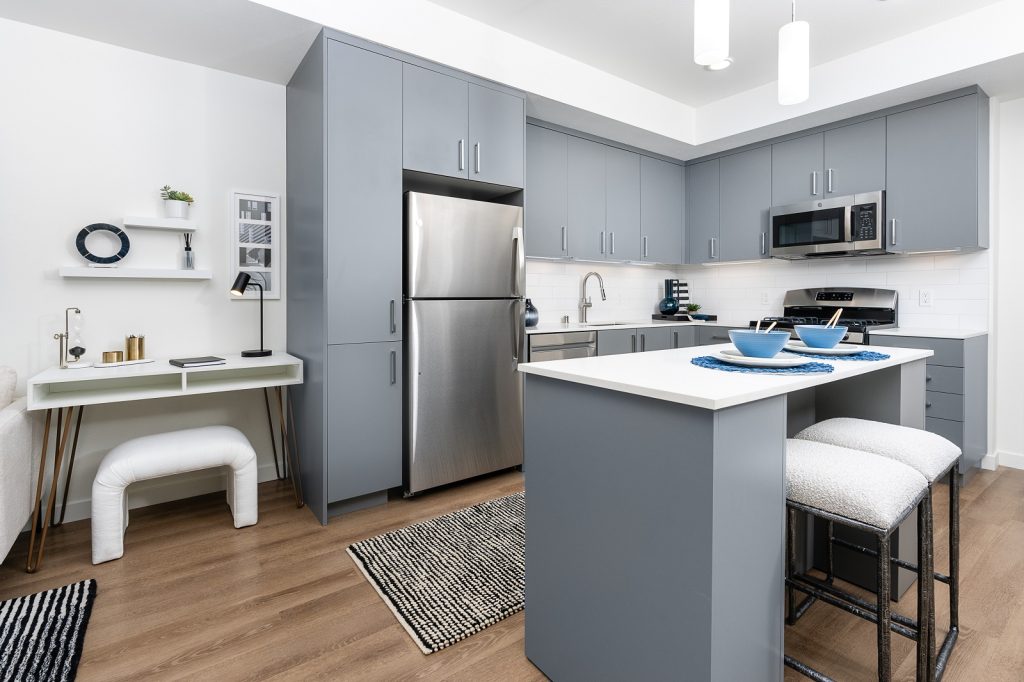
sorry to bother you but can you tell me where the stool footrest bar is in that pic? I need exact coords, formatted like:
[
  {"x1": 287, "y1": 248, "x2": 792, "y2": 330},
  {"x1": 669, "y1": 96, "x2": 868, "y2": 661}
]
[
  {"x1": 787, "y1": 576, "x2": 919, "y2": 640},
  {"x1": 831, "y1": 536, "x2": 952, "y2": 584},
  {"x1": 785, "y1": 655, "x2": 838, "y2": 682}
]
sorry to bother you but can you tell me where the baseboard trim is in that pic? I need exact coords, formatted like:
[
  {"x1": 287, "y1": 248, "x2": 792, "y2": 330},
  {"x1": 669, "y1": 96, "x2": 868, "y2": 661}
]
[
  {"x1": 995, "y1": 450, "x2": 1024, "y2": 470},
  {"x1": 981, "y1": 454, "x2": 1000, "y2": 470}
]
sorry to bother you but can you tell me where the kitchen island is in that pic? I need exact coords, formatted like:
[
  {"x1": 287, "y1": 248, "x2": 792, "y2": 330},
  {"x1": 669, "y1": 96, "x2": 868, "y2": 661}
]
[{"x1": 518, "y1": 343, "x2": 933, "y2": 682}]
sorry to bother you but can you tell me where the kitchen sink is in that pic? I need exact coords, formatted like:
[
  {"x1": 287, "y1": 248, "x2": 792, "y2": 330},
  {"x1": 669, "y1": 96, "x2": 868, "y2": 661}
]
[{"x1": 582, "y1": 321, "x2": 638, "y2": 327}]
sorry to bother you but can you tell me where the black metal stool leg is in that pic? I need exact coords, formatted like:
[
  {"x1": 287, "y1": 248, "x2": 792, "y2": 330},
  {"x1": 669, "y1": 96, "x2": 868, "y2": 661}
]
[
  {"x1": 877, "y1": 532, "x2": 893, "y2": 682},
  {"x1": 826, "y1": 520, "x2": 835, "y2": 584},
  {"x1": 916, "y1": 494, "x2": 935, "y2": 682},
  {"x1": 935, "y1": 468, "x2": 961, "y2": 680}
]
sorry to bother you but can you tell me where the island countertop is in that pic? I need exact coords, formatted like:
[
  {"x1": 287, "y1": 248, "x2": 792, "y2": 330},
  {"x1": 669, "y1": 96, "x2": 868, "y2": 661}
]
[{"x1": 518, "y1": 343, "x2": 933, "y2": 410}]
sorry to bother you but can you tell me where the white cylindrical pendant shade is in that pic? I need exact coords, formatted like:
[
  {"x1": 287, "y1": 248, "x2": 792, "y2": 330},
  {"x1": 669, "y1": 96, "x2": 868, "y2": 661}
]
[
  {"x1": 694, "y1": 0, "x2": 730, "y2": 66},
  {"x1": 778, "y1": 20, "x2": 809, "y2": 105}
]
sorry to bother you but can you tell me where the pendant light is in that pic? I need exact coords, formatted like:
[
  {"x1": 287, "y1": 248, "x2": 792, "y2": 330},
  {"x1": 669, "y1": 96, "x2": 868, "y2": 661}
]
[
  {"x1": 694, "y1": 0, "x2": 730, "y2": 67},
  {"x1": 778, "y1": 0, "x2": 810, "y2": 105}
]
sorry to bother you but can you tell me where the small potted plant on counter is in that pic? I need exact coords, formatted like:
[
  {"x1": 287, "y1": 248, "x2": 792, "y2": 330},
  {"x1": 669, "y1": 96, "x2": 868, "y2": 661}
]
[{"x1": 160, "y1": 185, "x2": 195, "y2": 219}]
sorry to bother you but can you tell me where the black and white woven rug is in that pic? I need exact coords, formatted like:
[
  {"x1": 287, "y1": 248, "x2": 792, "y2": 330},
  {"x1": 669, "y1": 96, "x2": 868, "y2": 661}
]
[
  {"x1": 0, "y1": 579, "x2": 96, "y2": 681},
  {"x1": 347, "y1": 492, "x2": 525, "y2": 654}
]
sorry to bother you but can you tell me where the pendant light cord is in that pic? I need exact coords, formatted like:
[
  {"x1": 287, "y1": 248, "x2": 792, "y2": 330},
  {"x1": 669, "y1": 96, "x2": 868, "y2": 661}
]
[{"x1": 791, "y1": 0, "x2": 796, "y2": 23}]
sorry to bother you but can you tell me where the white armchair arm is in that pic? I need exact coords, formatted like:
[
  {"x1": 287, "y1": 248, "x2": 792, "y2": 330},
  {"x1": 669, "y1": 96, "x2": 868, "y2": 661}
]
[{"x1": 0, "y1": 397, "x2": 37, "y2": 563}]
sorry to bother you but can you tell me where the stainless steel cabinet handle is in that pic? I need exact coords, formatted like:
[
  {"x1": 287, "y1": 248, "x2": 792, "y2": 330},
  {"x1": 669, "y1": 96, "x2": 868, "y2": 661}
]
[
  {"x1": 709, "y1": 237, "x2": 717, "y2": 259},
  {"x1": 561, "y1": 226, "x2": 567, "y2": 252},
  {"x1": 711, "y1": 335, "x2": 729, "y2": 341},
  {"x1": 827, "y1": 168, "x2": 834, "y2": 193},
  {"x1": 811, "y1": 171, "x2": 818, "y2": 196},
  {"x1": 643, "y1": 235, "x2": 648, "y2": 258},
  {"x1": 640, "y1": 333, "x2": 646, "y2": 352},
  {"x1": 889, "y1": 218, "x2": 898, "y2": 246},
  {"x1": 600, "y1": 231, "x2": 606, "y2": 254},
  {"x1": 673, "y1": 331, "x2": 679, "y2": 348},
  {"x1": 458, "y1": 139, "x2": 465, "y2": 171},
  {"x1": 390, "y1": 350, "x2": 397, "y2": 385},
  {"x1": 390, "y1": 299, "x2": 396, "y2": 334},
  {"x1": 474, "y1": 142, "x2": 481, "y2": 174},
  {"x1": 631, "y1": 334, "x2": 637, "y2": 353},
  {"x1": 610, "y1": 232, "x2": 615, "y2": 255},
  {"x1": 761, "y1": 232, "x2": 767, "y2": 256}
]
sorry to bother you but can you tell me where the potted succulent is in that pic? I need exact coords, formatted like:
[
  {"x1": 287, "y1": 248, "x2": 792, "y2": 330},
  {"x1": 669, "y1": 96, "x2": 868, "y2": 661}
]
[
  {"x1": 685, "y1": 303, "x2": 702, "y2": 314},
  {"x1": 160, "y1": 185, "x2": 195, "y2": 219}
]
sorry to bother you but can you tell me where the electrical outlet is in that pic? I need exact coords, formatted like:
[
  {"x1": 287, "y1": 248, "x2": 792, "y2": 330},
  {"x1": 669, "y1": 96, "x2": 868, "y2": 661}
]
[
  {"x1": 919, "y1": 289, "x2": 933, "y2": 307},
  {"x1": 760, "y1": 291, "x2": 770, "y2": 306}
]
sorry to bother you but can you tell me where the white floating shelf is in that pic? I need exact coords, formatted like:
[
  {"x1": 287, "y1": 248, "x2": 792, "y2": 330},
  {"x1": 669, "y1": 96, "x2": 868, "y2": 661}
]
[
  {"x1": 59, "y1": 266, "x2": 212, "y2": 280},
  {"x1": 123, "y1": 216, "x2": 197, "y2": 231}
]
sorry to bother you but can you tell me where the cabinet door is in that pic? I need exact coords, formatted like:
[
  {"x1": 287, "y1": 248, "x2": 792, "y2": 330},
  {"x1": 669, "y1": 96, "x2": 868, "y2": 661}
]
[
  {"x1": 567, "y1": 136, "x2": 607, "y2": 261},
  {"x1": 597, "y1": 328, "x2": 636, "y2": 356},
  {"x1": 468, "y1": 84, "x2": 524, "y2": 188},
  {"x1": 670, "y1": 327, "x2": 698, "y2": 349},
  {"x1": 402, "y1": 63, "x2": 468, "y2": 179},
  {"x1": 327, "y1": 41, "x2": 403, "y2": 344},
  {"x1": 719, "y1": 146, "x2": 771, "y2": 262},
  {"x1": 771, "y1": 133, "x2": 824, "y2": 206},
  {"x1": 641, "y1": 156, "x2": 684, "y2": 264},
  {"x1": 697, "y1": 325, "x2": 734, "y2": 346},
  {"x1": 886, "y1": 94, "x2": 982, "y2": 252},
  {"x1": 525, "y1": 125, "x2": 568, "y2": 258},
  {"x1": 327, "y1": 342, "x2": 403, "y2": 503},
  {"x1": 823, "y1": 118, "x2": 886, "y2": 197},
  {"x1": 605, "y1": 146, "x2": 641, "y2": 261},
  {"x1": 686, "y1": 159, "x2": 720, "y2": 264},
  {"x1": 638, "y1": 327, "x2": 672, "y2": 352}
]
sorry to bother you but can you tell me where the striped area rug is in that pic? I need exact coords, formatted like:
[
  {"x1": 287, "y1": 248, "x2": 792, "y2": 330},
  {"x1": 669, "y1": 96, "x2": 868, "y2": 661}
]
[
  {"x1": 0, "y1": 579, "x2": 96, "y2": 681},
  {"x1": 347, "y1": 493, "x2": 525, "y2": 654}
]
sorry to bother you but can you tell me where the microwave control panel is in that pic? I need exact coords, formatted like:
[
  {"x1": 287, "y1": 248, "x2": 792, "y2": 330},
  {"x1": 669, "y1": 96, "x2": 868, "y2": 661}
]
[{"x1": 852, "y1": 203, "x2": 878, "y2": 241}]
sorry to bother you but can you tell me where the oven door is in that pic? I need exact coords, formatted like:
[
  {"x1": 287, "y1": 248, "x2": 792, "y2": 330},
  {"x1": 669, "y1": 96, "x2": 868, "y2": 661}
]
[{"x1": 770, "y1": 196, "x2": 853, "y2": 258}]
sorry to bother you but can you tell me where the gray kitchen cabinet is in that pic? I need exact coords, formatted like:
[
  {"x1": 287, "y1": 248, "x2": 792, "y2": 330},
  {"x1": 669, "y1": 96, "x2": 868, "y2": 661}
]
[
  {"x1": 597, "y1": 328, "x2": 636, "y2": 356},
  {"x1": 403, "y1": 63, "x2": 525, "y2": 187},
  {"x1": 696, "y1": 325, "x2": 735, "y2": 346},
  {"x1": 870, "y1": 333, "x2": 988, "y2": 476},
  {"x1": 567, "y1": 136, "x2": 607, "y2": 262},
  {"x1": 402, "y1": 63, "x2": 468, "y2": 179},
  {"x1": 771, "y1": 133, "x2": 824, "y2": 206},
  {"x1": 823, "y1": 118, "x2": 886, "y2": 196},
  {"x1": 638, "y1": 327, "x2": 672, "y2": 352},
  {"x1": 327, "y1": 342, "x2": 403, "y2": 503},
  {"x1": 671, "y1": 327, "x2": 698, "y2": 349},
  {"x1": 885, "y1": 93, "x2": 989, "y2": 253},
  {"x1": 719, "y1": 146, "x2": 771, "y2": 262},
  {"x1": 686, "y1": 159, "x2": 720, "y2": 264},
  {"x1": 327, "y1": 40, "x2": 403, "y2": 346},
  {"x1": 605, "y1": 146, "x2": 641, "y2": 261},
  {"x1": 468, "y1": 83, "x2": 524, "y2": 187},
  {"x1": 641, "y1": 156, "x2": 685, "y2": 264},
  {"x1": 525, "y1": 124, "x2": 569, "y2": 258}
]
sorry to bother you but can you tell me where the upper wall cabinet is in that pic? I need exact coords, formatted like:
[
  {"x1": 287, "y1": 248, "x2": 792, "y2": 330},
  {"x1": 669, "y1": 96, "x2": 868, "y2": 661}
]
[
  {"x1": 685, "y1": 158, "x2": 720, "y2": 264},
  {"x1": 567, "y1": 136, "x2": 607, "y2": 261},
  {"x1": 606, "y1": 146, "x2": 642, "y2": 261},
  {"x1": 885, "y1": 93, "x2": 989, "y2": 253},
  {"x1": 640, "y1": 157, "x2": 684, "y2": 264},
  {"x1": 403, "y1": 63, "x2": 524, "y2": 188},
  {"x1": 525, "y1": 125, "x2": 568, "y2": 258},
  {"x1": 719, "y1": 146, "x2": 771, "y2": 262},
  {"x1": 771, "y1": 133, "x2": 823, "y2": 206}
]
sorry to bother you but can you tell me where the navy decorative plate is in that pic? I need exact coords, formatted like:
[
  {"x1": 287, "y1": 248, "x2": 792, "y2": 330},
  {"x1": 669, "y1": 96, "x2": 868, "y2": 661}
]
[{"x1": 76, "y1": 223, "x2": 130, "y2": 265}]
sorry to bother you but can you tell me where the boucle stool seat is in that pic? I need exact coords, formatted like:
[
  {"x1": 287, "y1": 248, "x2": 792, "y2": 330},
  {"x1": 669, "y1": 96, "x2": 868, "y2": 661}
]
[
  {"x1": 91, "y1": 425, "x2": 258, "y2": 564},
  {"x1": 784, "y1": 438, "x2": 933, "y2": 682}
]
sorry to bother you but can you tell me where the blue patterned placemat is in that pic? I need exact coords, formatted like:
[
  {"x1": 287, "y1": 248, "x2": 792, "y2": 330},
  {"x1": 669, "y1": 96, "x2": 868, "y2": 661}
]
[
  {"x1": 691, "y1": 356, "x2": 834, "y2": 375},
  {"x1": 783, "y1": 350, "x2": 891, "y2": 361}
]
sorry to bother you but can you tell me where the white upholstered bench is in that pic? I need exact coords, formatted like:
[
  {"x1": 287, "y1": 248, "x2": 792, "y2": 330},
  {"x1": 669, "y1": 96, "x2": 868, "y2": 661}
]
[{"x1": 91, "y1": 425, "x2": 258, "y2": 564}]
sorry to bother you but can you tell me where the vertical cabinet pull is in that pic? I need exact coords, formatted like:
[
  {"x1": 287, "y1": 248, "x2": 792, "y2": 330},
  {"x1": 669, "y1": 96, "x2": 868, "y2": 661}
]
[
  {"x1": 709, "y1": 237, "x2": 717, "y2": 259},
  {"x1": 631, "y1": 334, "x2": 636, "y2": 353},
  {"x1": 643, "y1": 235, "x2": 648, "y2": 258},
  {"x1": 458, "y1": 139, "x2": 465, "y2": 171},
  {"x1": 761, "y1": 232, "x2": 767, "y2": 256},
  {"x1": 811, "y1": 171, "x2": 818, "y2": 196},
  {"x1": 600, "y1": 231, "x2": 606, "y2": 254},
  {"x1": 561, "y1": 226, "x2": 568, "y2": 252},
  {"x1": 827, "y1": 168, "x2": 834, "y2": 193},
  {"x1": 640, "y1": 334, "x2": 646, "y2": 352},
  {"x1": 390, "y1": 299, "x2": 396, "y2": 334},
  {"x1": 474, "y1": 142, "x2": 481, "y2": 174},
  {"x1": 390, "y1": 350, "x2": 397, "y2": 385},
  {"x1": 610, "y1": 232, "x2": 616, "y2": 255},
  {"x1": 673, "y1": 331, "x2": 679, "y2": 349}
]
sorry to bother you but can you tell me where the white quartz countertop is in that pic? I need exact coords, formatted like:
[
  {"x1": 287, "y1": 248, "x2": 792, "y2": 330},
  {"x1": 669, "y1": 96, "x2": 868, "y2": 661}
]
[
  {"x1": 526, "y1": 319, "x2": 749, "y2": 335},
  {"x1": 518, "y1": 343, "x2": 932, "y2": 411},
  {"x1": 870, "y1": 328, "x2": 987, "y2": 340}
]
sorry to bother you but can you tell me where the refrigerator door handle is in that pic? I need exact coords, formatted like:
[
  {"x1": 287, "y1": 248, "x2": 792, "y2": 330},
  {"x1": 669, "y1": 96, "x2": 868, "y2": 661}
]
[
  {"x1": 512, "y1": 226, "x2": 525, "y2": 297},
  {"x1": 512, "y1": 301, "x2": 522, "y2": 363}
]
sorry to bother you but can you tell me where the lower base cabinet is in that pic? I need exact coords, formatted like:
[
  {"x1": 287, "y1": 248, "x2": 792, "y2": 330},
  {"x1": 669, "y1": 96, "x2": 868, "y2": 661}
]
[
  {"x1": 597, "y1": 328, "x2": 636, "y2": 356},
  {"x1": 597, "y1": 325, "x2": 696, "y2": 355},
  {"x1": 327, "y1": 342, "x2": 403, "y2": 502},
  {"x1": 696, "y1": 325, "x2": 734, "y2": 346},
  {"x1": 638, "y1": 327, "x2": 672, "y2": 352}
]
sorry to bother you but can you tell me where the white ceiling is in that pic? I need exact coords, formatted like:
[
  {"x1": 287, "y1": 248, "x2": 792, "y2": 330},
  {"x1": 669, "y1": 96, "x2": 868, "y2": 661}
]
[
  {"x1": 426, "y1": 0, "x2": 1007, "y2": 106},
  {"x1": 0, "y1": 0, "x2": 320, "y2": 84}
]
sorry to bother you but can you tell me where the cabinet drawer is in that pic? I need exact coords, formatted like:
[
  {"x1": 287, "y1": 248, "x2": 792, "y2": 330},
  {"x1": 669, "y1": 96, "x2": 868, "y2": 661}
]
[
  {"x1": 925, "y1": 365, "x2": 964, "y2": 395},
  {"x1": 697, "y1": 326, "x2": 734, "y2": 346},
  {"x1": 925, "y1": 391, "x2": 964, "y2": 422},
  {"x1": 926, "y1": 417, "x2": 964, "y2": 450},
  {"x1": 871, "y1": 335, "x2": 964, "y2": 367}
]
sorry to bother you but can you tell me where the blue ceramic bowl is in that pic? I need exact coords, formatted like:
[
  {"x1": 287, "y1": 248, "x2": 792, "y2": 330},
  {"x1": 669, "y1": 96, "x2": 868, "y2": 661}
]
[
  {"x1": 727, "y1": 329, "x2": 790, "y2": 358},
  {"x1": 795, "y1": 325, "x2": 848, "y2": 349}
]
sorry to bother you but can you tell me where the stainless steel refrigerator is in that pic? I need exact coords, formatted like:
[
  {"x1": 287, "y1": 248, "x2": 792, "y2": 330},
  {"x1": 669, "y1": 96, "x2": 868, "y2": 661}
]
[{"x1": 405, "y1": 192, "x2": 525, "y2": 495}]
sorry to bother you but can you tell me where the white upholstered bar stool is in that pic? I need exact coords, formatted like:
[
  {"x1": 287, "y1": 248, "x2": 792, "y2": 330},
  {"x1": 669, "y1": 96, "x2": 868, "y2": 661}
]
[
  {"x1": 796, "y1": 418, "x2": 962, "y2": 679},
  {"x1": 785, "y1": 438, "x2": 933, "y2": 682}
]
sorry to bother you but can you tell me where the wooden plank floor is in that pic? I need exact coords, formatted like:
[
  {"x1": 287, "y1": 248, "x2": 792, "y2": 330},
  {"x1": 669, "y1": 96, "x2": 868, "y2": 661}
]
[{"x1": 2, "y1": 467, "x2": 1023, "y2": 681}]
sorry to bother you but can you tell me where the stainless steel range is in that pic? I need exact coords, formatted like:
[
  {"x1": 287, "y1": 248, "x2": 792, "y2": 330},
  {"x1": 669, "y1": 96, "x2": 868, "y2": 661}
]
[{"x1": 750, "y1": 287, "x2": 898, "y2": 345}]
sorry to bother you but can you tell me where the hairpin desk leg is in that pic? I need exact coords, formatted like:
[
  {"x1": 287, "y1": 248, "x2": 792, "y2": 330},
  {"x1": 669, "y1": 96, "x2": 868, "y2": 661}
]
[
  {"x1": 274, "y1": 387, "x2": 303, "y2": 508},
  {"x1": 26, "y1": 407, "x2": 74, "y2": 573},
  {"x1": 52, "y1": 405, "x2": 85, "y2": 527},
  {"x1": 263, "y1": 388, "x2": 282, "y2": 480},
  {"x1": 26, "y1": 409, "x2": 53, "y2": 572},
  {"x1": 284, "y1": 387, "x2": 304, "y2": 509}
]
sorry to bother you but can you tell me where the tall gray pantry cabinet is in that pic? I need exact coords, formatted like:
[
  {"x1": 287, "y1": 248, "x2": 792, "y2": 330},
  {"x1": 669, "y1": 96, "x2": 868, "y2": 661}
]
[{"x1": 287, "y1": 34, "x2": 404, "y2": 524}]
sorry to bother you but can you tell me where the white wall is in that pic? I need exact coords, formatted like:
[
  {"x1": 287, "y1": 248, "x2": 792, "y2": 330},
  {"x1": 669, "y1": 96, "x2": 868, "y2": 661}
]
[{"x1": 0, "y1": 18, "x2": 288, "y2": 521}]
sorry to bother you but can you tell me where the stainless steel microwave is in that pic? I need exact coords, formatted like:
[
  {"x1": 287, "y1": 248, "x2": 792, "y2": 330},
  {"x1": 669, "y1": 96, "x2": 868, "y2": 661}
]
[{"x1": 769, "y1": 191, "x2": 888, "y2": 259}]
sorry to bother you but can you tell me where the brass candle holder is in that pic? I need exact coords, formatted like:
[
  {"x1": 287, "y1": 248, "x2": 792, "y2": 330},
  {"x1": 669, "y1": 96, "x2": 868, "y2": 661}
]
[{"x1": 125, "y1": 334, "x2": 145, "y2": 361}]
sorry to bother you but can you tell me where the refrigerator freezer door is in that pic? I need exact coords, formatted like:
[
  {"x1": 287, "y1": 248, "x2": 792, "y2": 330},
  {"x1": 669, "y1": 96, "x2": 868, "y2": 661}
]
[
  {"x1": 407, "y1": 192, "x2": 525, "y2": 299},
  {"x1": 407, "y1": 299, "x2": 524, "y2": 494}
]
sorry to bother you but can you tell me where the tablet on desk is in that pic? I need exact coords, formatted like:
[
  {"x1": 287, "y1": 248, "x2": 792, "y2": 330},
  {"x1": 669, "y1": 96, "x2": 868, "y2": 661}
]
[{"x1": 169, "y1": 356, "x2": 226, "y2": 368}]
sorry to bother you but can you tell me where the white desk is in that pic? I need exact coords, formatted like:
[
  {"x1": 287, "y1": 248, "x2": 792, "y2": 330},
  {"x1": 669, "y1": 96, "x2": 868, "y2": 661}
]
[{"x1": 23, "y1": 353, "x2": 304, "y2": 572}]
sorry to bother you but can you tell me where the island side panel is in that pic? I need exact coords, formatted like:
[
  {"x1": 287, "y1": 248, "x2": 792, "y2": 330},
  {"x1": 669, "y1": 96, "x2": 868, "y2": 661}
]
[
  {"x1": 710, "y1": 397, "x2": 787, "y2": 682},
  {"x1": 524, "y1": 374, "x2": 715, "y2": 682}
]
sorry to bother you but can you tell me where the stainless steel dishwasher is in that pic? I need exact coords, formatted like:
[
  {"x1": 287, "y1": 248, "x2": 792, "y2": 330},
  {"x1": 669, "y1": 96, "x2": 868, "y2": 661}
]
[{"x1": 528, "y1": 331, "x2": 597, "y2": 361}]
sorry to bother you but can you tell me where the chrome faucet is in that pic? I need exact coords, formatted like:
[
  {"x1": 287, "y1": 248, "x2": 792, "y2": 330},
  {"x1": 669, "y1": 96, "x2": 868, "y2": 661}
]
[{"x1": 579, "y1": 271, "x2": 607, "y2": 324}]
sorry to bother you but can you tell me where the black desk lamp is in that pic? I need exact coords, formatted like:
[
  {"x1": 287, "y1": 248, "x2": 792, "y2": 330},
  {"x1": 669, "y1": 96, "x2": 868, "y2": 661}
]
[{"x1": 230, "y1": 272, "x2": 272, "y2": 357}]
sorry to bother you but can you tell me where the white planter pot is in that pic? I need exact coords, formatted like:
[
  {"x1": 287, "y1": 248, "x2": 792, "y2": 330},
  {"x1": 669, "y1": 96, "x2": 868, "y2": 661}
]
[{"x1": 163, "y1": 200, "x2": 190, "y2": 219}]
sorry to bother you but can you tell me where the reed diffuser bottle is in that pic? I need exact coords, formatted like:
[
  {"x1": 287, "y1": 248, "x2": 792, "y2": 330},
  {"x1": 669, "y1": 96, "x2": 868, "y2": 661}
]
[{"x1": 183, "y1": 232, "x2": 195, "y2": 270}]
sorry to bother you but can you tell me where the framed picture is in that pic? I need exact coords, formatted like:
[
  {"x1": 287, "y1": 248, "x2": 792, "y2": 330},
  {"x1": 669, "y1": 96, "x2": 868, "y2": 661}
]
[{"x1": 229, "y1": 191, "x2": 281, "y2": 300}]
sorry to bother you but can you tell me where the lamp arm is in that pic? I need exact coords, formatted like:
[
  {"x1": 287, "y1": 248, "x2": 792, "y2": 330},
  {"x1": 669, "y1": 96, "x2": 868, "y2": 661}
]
[{"x1": 251, "y1": 282, "x2": 265, "y2": 352}]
